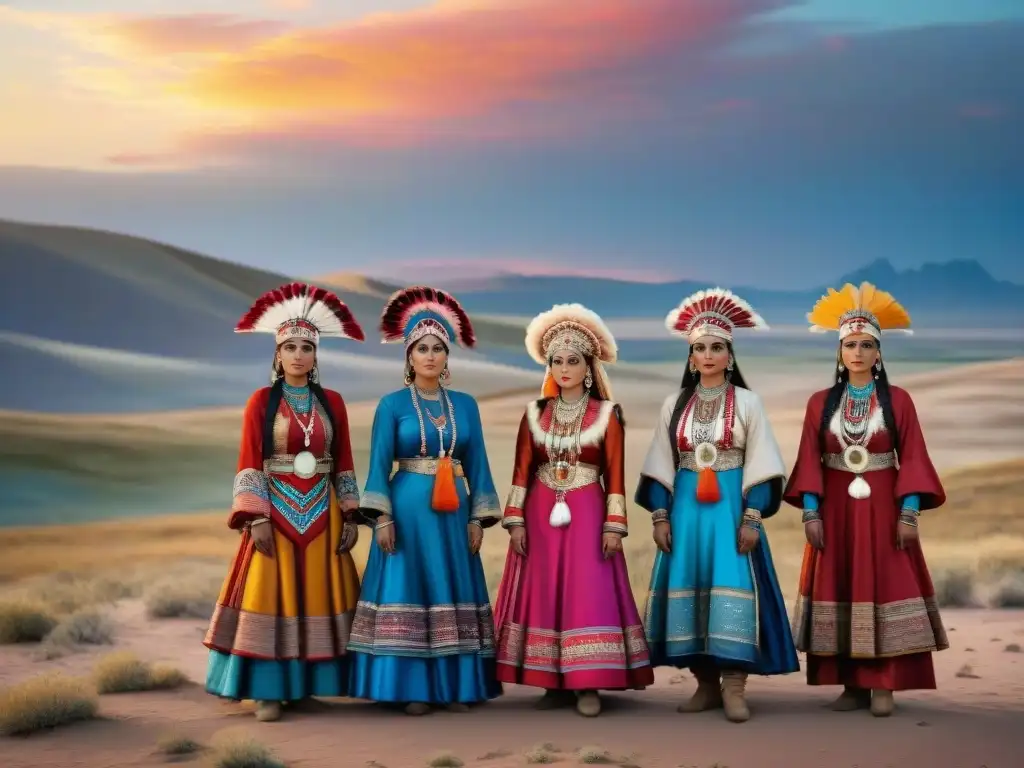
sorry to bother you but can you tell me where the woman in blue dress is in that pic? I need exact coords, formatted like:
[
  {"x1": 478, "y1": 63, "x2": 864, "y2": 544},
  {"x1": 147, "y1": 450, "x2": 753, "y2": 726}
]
[
  {"x1": 348, "y1": 286, "x2": 503, "y2": 715},
  {"x1": 635, "y1": 288, "x2": 799, "y2": 723}
]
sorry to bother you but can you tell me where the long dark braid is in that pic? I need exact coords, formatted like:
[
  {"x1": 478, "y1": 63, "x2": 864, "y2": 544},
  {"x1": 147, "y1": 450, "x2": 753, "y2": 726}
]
[{"x1": 818, "y1": 346, "x2": 900, "y2": 455}]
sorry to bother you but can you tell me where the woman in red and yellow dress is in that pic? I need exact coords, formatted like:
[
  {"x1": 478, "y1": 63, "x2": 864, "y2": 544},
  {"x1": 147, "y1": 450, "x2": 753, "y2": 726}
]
[
  {"x1": 785, "y1": 282, "x2": 948, "y2": 717},
  {"x1": 203, "y1": 282, "x2": 366, "y2": 722}
]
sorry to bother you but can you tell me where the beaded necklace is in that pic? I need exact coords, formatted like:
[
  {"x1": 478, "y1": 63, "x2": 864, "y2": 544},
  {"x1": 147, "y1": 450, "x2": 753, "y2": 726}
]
[
  {"x1": 409, "y1": 384, "x2": 458, "y2": 458},
  {"x1": 839, "y1": 380, "x2": 875, "y2": 446},
  {"x1": 282, "y1": 382, "x2": 312, "y2": 415},
  {"x1": 282, "y1": 381, "x2": 317, "y2": 447}
]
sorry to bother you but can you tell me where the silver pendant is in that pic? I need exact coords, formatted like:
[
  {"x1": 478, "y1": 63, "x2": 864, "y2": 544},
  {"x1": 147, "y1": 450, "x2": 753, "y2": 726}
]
[
  {"x1": 293, "y1": 451, "x2": 318, "y2": 479},
  {"x1": 694, "y1": 441, "x2": 718, "y2": 469}
]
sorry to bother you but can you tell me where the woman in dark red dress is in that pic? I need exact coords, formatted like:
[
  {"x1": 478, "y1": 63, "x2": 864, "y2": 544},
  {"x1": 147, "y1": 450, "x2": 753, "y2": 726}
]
[{"x1": 784, "y1": 282, "x2": 948, "y2": 717}]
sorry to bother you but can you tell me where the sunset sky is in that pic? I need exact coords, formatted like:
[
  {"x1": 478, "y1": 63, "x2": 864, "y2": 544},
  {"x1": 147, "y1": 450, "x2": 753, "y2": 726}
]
[{"x1": 0, "y1": 0, "x2": 1021, "y2": 286}]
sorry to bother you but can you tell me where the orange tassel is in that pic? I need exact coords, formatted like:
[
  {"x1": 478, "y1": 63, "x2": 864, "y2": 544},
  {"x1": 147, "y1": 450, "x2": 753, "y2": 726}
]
[
  {"x1": 431, "y1": 456, "x2": 461, "y2": 512},
  {"x1": 541, "y1": 371, "x2": 560, "y2": 399},
  {"x1": 696, "y1": 467, "x2": 720, "y2": 504}
]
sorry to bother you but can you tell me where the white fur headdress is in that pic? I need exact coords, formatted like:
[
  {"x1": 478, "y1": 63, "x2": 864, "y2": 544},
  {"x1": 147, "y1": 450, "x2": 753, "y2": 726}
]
[{"x1": 525, "y1": 303, "x2": 617, "y2": 399}]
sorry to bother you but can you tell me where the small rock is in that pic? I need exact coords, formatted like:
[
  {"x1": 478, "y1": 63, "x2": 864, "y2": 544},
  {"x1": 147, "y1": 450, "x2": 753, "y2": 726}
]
[{"x1": 955, "y1": 664, "x2": 980, "y2": 679}]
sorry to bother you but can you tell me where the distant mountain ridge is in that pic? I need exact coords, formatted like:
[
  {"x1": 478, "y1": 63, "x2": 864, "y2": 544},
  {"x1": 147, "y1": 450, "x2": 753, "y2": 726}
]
[
  {"x1": 1, "y1": 217, "x2": 1020, "y2": 413},
  {"x1": 435, "y1": 257, "x2": 1024, "y2": 324}
]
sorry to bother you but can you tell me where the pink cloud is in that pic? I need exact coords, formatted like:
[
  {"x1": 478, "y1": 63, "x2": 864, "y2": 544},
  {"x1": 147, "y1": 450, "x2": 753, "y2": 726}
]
[
  {"x1": 95, "y1": 13, "x2": 290, "y2": 56},
  {"x1": 174, "y1": 0, "x2": 774, "y2": 120}
]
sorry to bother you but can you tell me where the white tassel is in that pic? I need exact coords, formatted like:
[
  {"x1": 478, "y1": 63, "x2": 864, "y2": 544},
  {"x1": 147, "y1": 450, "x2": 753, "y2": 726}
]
[
  {"x1": 549, "y1": 500, "x2": 572, "y2": 527},
  {"x1": 848, "y1": 475, "x2": 871, "y2": 499}
]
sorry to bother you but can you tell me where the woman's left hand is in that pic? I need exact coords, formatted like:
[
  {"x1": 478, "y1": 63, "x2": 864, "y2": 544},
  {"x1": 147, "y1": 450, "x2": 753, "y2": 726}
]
[
  {"x1": 896, "y1": 521, "x2": 919, "y2": 550},
  {"x1": 468, "y1": 523, "x2": 483, "y2": 555},
  {"x1": 602, "y1": 532, "x2": 623, "y2": 559},
  {"x1": 737, "y1": 525, "x2": 760, "y2": 554},
  {"x1": 337, "y1": 521, "x2": 359, "y2": 554}
]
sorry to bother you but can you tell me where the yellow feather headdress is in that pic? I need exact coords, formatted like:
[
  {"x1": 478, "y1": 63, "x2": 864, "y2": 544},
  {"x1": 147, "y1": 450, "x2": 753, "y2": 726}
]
[{"x1": 807, "y1": 282, "x2": 912, "y2": 340}]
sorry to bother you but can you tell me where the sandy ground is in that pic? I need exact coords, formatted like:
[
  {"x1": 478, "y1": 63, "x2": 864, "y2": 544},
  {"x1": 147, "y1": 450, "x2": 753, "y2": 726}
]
[
  {"x1": 2, "y1": 359, "x2": 1023, "y2": 766},
  {"x1": 2, "y1": 603, "x2": 1024, "y2": 768}
]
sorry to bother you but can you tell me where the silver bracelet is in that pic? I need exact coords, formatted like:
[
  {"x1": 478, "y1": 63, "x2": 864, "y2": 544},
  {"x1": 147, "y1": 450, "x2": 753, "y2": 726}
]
[{"x1": 374, "y1": 518, "x2": 395, "y2": 531}]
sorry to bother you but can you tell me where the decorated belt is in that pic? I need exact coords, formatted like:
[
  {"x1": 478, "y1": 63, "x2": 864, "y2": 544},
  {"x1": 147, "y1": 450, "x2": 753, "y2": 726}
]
[
  {"x1": 264, "y1": 453, "x2": 333, "y2": 477},
  {"x1": 535, "y1": 461, "x2": 600, "y2": 493},
  {"x1": 677, "y1": 447, "x2": 744, "y2": 473},
  {"x1": 823, "y1": 449, "x2": 896, "y2": 473},
  {"x1": 395, "y1": 458, "x2": 466, "y2": 477}
]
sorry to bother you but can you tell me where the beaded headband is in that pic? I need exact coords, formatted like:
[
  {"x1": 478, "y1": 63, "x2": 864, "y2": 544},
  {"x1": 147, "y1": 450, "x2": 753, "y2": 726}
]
[{"x1": 542, "y1": 322, "x2": 599, "y2": 359}]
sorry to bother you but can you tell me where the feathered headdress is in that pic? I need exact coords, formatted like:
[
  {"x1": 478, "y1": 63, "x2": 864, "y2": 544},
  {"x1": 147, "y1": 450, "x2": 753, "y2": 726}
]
[
  {"x1": 379, "y1": 286, "x2": 476, "y2": 349},
  {"x1": 235, "y1": 282, "x2": 365, "y2": 345},
  {"x1": 807, "y1": 282, "x2": 912, "y2": 340},
  {"x1": 666, "y1": 288, "x2": 768, "y2": 345},
  {"x1": 525, "y1": 303, "x2": 618, "y2": 400}
]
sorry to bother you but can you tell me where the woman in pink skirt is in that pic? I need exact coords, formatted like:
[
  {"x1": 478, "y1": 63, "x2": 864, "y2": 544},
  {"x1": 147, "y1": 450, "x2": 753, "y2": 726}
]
[{"x1": 493, "y1": 303, "x2": 654, "y2": 717}]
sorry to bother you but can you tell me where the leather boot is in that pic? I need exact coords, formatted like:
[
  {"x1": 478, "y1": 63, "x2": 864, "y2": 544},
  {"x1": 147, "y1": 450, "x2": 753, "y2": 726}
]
[
  {"x1": 720, "y1": 671, "x2": 750, "y2": 723},
  {"x1": 870, "y1": 689, "x2": 894, "y2": 717},
  {"x1": 677, "y1": 665, "x2": 723, "y2": 713},
  {"x1": 254, "y1": 701, "x2": 282, "y2": 722},
  {"x1": 576, "y1": 690, "x2": 602, "y2": 717}
]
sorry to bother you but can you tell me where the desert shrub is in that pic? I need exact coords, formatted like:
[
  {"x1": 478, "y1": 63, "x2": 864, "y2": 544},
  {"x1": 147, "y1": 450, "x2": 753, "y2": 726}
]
[
  {"x1": 47, "y1": 609, "x2": 116, "y2": 646},
  {"x1": 0, "y1": 673, "x2": 98, "y2": 735},
  {"x1": 525, "y1": 747, "x2": 559, "y2": 764},
  {"x1": 143, "y1": 575, "x2": 219, "y2": 620},
  {"x1": 93, "y1": 651, "x2": 188, "y2": 693},
  {"x1": 0, "y1": 601, "x2": 57, "y2": 644},
  {"x1": 157, "y1": 732, "x2": 202, "y2": 755},
  {"x1": 989, "y1": 572, "x2": 1024, "y2": 608},
  {"x1": 932, "y1": 569, "x2": 982, "y2": 608},
  {"x1": 426, "y1": 752, "x2": 464, "y2": 767},
  {"x1": 210, "y1": 733, "x2": 286, "y2": 768},
  {"x1": 577, "y1": 747, "x2": 614, "y2": 765}
]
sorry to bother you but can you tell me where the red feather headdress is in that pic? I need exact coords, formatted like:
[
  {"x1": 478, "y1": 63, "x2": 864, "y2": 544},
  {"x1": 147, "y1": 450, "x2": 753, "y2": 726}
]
[
  {"x1": 379, "y1": 286, "x2": 476, "y2": 349},
  {"x1": 666, "y1": 288, "x2": 768, "y2": 345},
  {"x1": 235, "y1": 282, "x2": 366, "y2": 345}
]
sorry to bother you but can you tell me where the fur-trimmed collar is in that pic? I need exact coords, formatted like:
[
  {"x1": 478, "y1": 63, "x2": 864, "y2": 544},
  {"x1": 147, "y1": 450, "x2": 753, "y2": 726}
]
[{"x1": 526, "y1": 398, "x2": 616, "y2": 449}]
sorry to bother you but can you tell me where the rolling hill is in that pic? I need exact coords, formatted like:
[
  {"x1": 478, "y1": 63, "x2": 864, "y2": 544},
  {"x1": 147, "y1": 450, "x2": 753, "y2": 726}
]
[{"x1": 0, "y1": 220, "x2": 557, "y2": 412}]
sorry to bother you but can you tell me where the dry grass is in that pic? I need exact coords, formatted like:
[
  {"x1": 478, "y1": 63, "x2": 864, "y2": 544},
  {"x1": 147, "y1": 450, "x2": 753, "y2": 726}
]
[
  {"x1": 0, "y1": 672, "x2": 98, "y2": 736},
  {"x1": 209, "y1": 730, "x2": 286, "y2": 768},
  {"x1": 577, "y1": 746, "x2": 615, "y2": 765},
  {"x1": 93, "y1": 651, "x2": 189, "y2": 694},
  {"x1": 524, "y1": 744, "x2": 561, "y2": 764},
  {"x1": 156, "y1": 732, "x2": 203, "y2": 756},
  {"x1": 425, "y1": 752, "x2": 464, "y2": 768},
  {"x1": 0, "y1": 601, "x2": 57, "y2": 644}
]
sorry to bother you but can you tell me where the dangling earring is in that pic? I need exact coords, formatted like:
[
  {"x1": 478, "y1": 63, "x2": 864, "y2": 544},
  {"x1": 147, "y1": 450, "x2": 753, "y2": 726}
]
[
  {"x1": 837, "y1": 362, "x2": 845, "y2": 372},
  {"x1": 584, "y1": 368, "x2": 593, "y2": 389},
  {"x1": 270, "y1": 358, "x2": 282, "y2": 384},
  {"x1": 309, "y1": 364, "x2": 319, "y2": 384},
  {"x1": 403, "y1": 365, "x2": 413, "y2": 386},
  {"x1": 688, "y1": 361, "x2": 697, "y2": 374},
  {"x1": 874, "y1": 358, "x2": 882, "y2": 380},
  {"x1": 442, "y1": 364, "x2": 451, "y2": 382}
]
